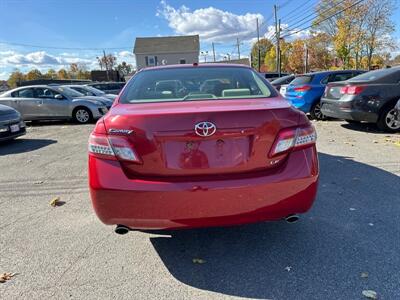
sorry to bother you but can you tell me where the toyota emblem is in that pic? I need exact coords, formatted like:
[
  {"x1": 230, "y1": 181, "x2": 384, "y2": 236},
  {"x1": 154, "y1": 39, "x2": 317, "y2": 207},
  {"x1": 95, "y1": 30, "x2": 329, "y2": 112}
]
[{"x1": 194, "y1": 122, "x2": 216, "y2": 137}]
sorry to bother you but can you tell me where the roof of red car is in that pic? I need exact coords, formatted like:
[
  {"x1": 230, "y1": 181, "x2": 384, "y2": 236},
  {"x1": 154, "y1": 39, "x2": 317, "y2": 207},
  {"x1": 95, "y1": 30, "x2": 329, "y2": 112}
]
[{"x1": 141, "y1": 63, "x2": 252, "y2": 71}]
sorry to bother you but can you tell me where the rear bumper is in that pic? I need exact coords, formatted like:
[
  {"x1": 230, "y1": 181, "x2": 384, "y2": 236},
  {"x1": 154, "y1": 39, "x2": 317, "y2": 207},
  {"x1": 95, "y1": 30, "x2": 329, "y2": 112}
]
[
  {"x1": 89, "y1": 147, "x2": 319, "y2": 230},
  {"x1": 0, "y1": 121, "x2": 26, "y2": 142},
  {"x1": 321, "y1": 99, "x2": 378, "y2": 122}
]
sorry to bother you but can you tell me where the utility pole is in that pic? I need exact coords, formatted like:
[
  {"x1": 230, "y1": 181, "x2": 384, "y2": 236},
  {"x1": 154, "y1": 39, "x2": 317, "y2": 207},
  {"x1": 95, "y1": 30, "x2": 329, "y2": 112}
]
[
  {"x1": 212, "y1": 42, "x2": 216, "y2": 62},
  {"x1": 256, "y1": 18, "x2": 261, "y2": 72},
  {"x1": 236, "y1": 38, "x2": 241, "y2": 59},
  {"x1": 103, "y1": 50, "x2": 110, "y2": 81},
  {"x1": 274, "y1": 5, "x2": 280, "y2": 74},
  {"x1": 277, "y1": 19, "x2": 281, "y2": 77}
]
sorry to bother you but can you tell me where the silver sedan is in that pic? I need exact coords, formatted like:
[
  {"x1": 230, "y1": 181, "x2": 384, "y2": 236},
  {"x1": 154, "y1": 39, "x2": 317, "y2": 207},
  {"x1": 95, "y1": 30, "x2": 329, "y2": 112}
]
[{"x1": 0, "y1": 85, "x2": 109, "y2": 124}]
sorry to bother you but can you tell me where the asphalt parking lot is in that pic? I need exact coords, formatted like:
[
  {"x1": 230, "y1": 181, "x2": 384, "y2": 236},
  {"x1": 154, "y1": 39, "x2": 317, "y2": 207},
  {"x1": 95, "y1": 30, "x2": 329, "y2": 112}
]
[{"x1": 0, "y1": 120, "x2": 399, "y2": 300}]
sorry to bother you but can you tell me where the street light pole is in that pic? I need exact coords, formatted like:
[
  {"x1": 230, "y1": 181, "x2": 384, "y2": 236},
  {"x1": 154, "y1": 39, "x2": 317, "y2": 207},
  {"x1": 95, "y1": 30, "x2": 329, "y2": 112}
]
[{"x1": 212, "y1": 43, "x2": 216, "y2": 62}]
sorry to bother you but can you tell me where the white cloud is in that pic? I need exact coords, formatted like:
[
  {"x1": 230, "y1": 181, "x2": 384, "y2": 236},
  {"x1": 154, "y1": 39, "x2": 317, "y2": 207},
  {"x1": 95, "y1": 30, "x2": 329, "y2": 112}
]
[
  {"x1": 157, "y1": 1, "x2": 264, "y2": 42},
  {"x1": 280, "y1": 24, "x2": 311, "y2": 40},
  {"x1": 118, "y1": 50, "x2": 133, "y2": 58},
  {"x1": 1, "y1": 51, "x2": 94, "y2": 67},
  {"x1": 0, "y1": 72, "x2": 8, "y2": 80},
  {"x1": 0, "y1": 49, "x2": 137, "y2": 79}
]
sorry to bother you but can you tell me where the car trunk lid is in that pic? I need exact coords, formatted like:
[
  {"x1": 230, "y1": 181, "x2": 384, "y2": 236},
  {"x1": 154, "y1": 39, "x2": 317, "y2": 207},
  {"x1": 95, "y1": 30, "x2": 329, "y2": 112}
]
[
  {"x1": 324, "y1": 82, "x2": 347, "y2": 100},
  {"x1": 103, "y1": 98, "x2": 300, "y2": 179}
]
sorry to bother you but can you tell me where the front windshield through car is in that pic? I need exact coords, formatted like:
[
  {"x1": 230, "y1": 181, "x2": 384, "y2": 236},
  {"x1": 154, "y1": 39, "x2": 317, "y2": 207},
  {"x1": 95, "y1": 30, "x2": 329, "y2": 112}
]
[
  {"x1": 120, "y1": 66, "x2": 273, "y2": 104},
  {"x1": 55, "y1": 86, "x2": 84, "y2": 98},
  {"x1": 83, "y1": 86, "x2": 106, "y2": 95}
]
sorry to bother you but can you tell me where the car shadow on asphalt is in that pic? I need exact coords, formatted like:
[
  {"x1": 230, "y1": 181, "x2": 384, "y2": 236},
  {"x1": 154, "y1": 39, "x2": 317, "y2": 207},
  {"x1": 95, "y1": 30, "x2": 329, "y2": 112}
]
[
  {"x1": 149, "y1": 153, "x2": 400, "y2": 299},
  {"x1": 26, "y1": 120, "x2": 77, "y2": 127},
  {"x1": 341, "y1": 122, "x2": 398, "y2": 134},
  {"x1": 0, "y1": 138, "x2": 57, "y2": 155}
]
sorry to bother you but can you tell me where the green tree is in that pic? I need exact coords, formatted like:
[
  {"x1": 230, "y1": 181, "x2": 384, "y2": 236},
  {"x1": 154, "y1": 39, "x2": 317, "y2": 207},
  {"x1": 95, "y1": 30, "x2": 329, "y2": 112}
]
[
  {"x1": 117, "y1": 61, "x2": 133, "y2": 75},
  {"x1": 313, "y1": 0, "x2": 395, "y2": 70},
  {"x1": 264, "y1": 47, "x2": 276, "y2": 71},
  {"x1": 45, "y1": 69, "x2": 57, "y2": 79},
  {"x1": 308, "y1": 33, "x2": 333, "y2": 71},
  {"x1": 97, "y1": 54, "x2": 117, "y2": 71},
  {"x1": 251, "y1": 38, "x2": 273, "y2": 70},
  {"x1": 287, "y1": 39, "x2": 305, "y2": 73},
  {"x1": 364, "y1": 0, "x2": 395, "y2": 69},
  {"x1": 57, "y1": 68, "x2": 69, "y2": 79},
  {"x1": 77, "y1": 70, "x2": 91, "y2": 80},
  {"x1": 25, "y1": 69, "x2": 42, "y2": 81},
  {"x1": 7, "y1": 69, "x2": 25, "y2": 88}
]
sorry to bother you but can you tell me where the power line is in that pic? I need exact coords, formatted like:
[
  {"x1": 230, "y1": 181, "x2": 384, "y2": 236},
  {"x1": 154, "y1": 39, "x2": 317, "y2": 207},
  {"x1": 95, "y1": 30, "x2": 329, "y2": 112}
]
[
  {"x1": 280, "y1": 0, "x2": 315, "y2": 20},
  {"x1": 282, "y1": 0, "x2": 318, "y2": 25},
  {"x1": 0, "y1": 41, "x2": 132, "y2": 51},
  {"x1": 278, "y1": 0, "x2": 293, "y2": 10},
  {"x1": 280, "y1": 0, "x2": 366, "y2": 39},
  {"x1": 283, "y1": 0, "x2": 349, "y2": 34}
]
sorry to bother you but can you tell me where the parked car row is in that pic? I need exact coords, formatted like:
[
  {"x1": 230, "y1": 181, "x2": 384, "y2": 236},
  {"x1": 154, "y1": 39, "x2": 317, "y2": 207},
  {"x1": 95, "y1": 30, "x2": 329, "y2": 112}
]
[
  {"x1": 0, "y1": 84, "x2": 119, "y2": 130},
  {"x1": 86, "y1": 82, "x2": 126, "y2": 95},
  {"x1": 269, "y1": 67, "x2": 400, "y2": 132},
  {"x1": 321, "y1": 67, "x2": 400, "y2": 132}
]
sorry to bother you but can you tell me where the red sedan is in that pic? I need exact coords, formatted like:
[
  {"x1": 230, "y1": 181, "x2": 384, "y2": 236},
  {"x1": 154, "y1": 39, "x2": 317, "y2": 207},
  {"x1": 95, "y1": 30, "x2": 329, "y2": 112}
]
[{"x1": 88, "y1": 64, "x2": 319, "y2": 234}]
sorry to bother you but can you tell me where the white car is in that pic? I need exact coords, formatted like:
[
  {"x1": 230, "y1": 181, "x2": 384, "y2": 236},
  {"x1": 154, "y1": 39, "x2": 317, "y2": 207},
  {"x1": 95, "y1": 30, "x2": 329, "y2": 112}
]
[{"x1": 280, "y1": 84, "x2": 288, "y2": 97}]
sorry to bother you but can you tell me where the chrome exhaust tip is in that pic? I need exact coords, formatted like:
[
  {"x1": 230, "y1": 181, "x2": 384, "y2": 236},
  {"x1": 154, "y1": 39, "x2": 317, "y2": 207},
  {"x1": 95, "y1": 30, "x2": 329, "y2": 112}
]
[
  {"x1": 285, "y1": 214, "x2": 299, "y2": 223},
  {"x1": 115, "y1": 225, "x2": 130, "y2": 235}
]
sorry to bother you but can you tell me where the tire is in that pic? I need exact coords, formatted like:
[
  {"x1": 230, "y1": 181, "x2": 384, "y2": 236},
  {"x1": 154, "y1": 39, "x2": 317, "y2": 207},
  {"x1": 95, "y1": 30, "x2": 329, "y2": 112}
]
[
  {"x1": 310, "y1": 101, "x2": 326, "y2": 120},
  {"x1": 73, "y1": 107, "x2": 92, "y2": 124},
  {"x1": 377, "y1": 105, "x2": 400, "y2": 132}
]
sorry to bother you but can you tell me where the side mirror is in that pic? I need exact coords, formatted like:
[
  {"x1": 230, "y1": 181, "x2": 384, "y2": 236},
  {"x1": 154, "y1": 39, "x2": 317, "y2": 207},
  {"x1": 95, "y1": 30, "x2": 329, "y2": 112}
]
[{"x1": 55, "y1": 94, "x2": 64, "y2": 100}]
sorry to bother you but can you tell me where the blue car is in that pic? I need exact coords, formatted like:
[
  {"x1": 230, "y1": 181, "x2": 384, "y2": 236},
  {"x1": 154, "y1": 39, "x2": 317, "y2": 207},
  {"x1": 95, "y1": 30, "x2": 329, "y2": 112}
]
[{"x1": 285, "y1": 70, "x2": 364, "y2": 119}]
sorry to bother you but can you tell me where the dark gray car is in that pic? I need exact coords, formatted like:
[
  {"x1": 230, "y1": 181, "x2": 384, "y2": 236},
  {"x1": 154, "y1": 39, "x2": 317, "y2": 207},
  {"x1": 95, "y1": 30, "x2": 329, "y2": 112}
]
[
  {"x1": 321, "y1": 67, "x2": 400, "y2": 132},
  {"x1": 0, "y1": 85, "x2": 110, "y2": 124},
  {"x1": 0, "y1": 104, "x2": 26, "y2": 141}
]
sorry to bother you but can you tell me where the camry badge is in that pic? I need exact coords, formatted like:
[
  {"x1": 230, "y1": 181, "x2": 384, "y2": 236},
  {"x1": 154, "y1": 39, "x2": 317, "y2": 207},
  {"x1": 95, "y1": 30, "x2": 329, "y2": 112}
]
[
  {"x1": 108, "y1": 128, "x2": 134, "y2": 135},
  {"x1": 194, "y1": 122, "x2": 216, "y2": 137}
]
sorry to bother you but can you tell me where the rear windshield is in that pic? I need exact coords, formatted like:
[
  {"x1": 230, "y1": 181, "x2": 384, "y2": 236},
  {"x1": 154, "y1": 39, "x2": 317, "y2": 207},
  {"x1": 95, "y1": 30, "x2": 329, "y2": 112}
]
[
  {"x1": 290, "y1": 75, "x2": 313, "y2": 85},
  {"x1": 271, "y1": 75, "x2": 294, "y2": 85},
  {"x1": 120, "y1": 67, "x2": 274, "y2": 103},
  {"x1": 348, "y1": 68, "x2": 400, "y2": 82}
]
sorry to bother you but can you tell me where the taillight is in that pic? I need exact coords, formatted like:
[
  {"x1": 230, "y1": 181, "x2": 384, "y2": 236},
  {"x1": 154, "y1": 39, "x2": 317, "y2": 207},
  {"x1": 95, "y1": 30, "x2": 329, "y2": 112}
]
[
  {"x1": 88, "y1": 133, "x2": 116, "y2": 160},
  {"x1": 88, "y1": 133, "x2": 141, "y2": 163},
  {"x1": 340, "y1": 86, "x2": 364, "y2": 95},
  {"x1": 294, "y1": 85, "x2": 311, "y2": 92},
  {"x1": 269, "y1": 125, "x2": 317, "y2": 157}
]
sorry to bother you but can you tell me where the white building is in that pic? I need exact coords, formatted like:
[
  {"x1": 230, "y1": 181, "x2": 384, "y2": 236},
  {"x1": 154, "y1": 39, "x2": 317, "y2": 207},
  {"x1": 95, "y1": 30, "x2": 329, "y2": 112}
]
[{"x1": 133, "y1": 35, "x2": 199, "y2": 70}]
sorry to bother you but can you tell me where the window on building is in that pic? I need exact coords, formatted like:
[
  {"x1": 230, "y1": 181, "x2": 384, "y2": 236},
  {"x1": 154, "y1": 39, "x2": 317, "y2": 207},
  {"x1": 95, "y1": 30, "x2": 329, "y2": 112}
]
[
  {"x1": 179, "y1": 59, "x2": 186, "y2": 64},
  {"x1": 146, "y1": 56, "x2": 157, "y2": 66}
]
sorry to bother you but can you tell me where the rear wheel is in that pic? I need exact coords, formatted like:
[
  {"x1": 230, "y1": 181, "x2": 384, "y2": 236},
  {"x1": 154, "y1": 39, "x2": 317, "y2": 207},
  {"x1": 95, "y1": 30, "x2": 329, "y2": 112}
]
[
  {"x1": 310, "y1": 102, "x2": 326, "y2": 120},
  {"x1": 377, "y1": 105, "x2": 400, "y2": 132},
  {"x1": 73, "y1": 107, "x2": 92, "y2": 124}
]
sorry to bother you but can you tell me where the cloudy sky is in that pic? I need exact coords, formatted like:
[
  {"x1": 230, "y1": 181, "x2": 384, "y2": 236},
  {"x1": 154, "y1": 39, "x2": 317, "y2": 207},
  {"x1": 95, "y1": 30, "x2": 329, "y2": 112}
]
[{"x1": 0, "y1": 0, "x2": 399, "y2": 80}]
